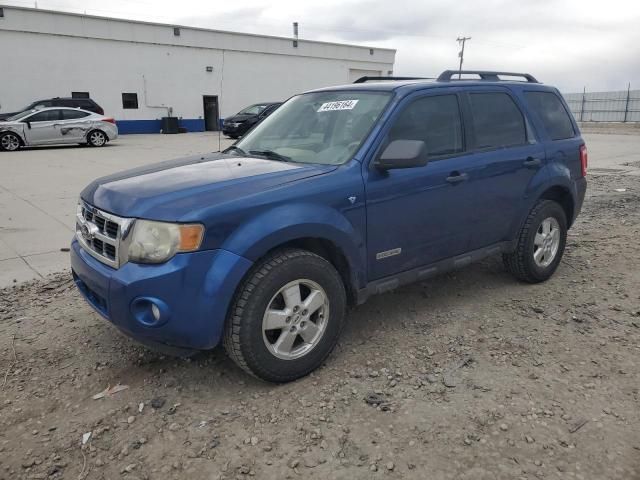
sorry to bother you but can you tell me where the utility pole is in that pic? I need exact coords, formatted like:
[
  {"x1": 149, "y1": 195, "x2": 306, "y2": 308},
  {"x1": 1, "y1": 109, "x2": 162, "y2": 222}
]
[{"x1": 456, "y1": 36, "x2": 471, "y2": 79}]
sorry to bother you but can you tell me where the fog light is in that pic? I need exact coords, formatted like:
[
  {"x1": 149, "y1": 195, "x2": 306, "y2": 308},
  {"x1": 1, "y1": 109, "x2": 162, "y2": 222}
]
[
  {"x1": 130, "y1": 297, "x2": 170, "y2": 327},
  {"x1": 151, "y1": 303, "x2": 160, "y2": 321}
]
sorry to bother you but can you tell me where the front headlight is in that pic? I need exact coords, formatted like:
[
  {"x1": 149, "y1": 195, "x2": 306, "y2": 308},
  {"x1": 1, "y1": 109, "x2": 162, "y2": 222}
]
[{"x1": 127, "y1": 220, "x2": 204, "y2": 264}]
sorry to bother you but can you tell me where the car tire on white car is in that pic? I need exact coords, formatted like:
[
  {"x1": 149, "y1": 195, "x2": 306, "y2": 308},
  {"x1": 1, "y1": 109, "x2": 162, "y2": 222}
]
[
  {"x1": 0, "y1": 132, "x2": 22, "y2": 152},
  {"x1": 224, "y1": 248, "x2": 347, "y2": 383},
  {"x1": 87, "y1": 130, "x2": 108, "y2": 147}
]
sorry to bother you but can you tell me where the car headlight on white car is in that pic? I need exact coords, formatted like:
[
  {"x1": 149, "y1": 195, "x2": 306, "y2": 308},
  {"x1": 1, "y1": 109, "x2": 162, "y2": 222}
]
[{"x1": 127, "y1": 220, "x2": 204, "y2": 264}]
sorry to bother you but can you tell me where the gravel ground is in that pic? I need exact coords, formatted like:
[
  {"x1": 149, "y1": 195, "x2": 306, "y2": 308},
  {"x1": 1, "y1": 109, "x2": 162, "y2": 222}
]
[{"x1": 1, "y1": 173, "x2": 639, "y2": 480}]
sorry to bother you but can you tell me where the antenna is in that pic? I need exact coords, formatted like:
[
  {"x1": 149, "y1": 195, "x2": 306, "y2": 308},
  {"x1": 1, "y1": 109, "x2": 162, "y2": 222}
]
[{"x1": 456, "y1": 36, "x2": 471, "y2": 79}]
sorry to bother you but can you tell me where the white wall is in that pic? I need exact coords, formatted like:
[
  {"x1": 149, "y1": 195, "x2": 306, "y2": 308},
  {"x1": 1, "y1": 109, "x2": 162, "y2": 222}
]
[{"x1": 0, "y1": 7, "x2": 395, "y2": 123}]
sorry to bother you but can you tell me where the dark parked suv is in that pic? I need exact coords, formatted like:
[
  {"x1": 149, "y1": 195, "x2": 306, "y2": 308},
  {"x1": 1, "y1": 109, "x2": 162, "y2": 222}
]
[
  {"x1": 0, "y1": 97, "x2": 104, "y2": 121},
  {"x1": 71, "y1": 70, "x2": 587, "y2": 382},
  {"x1": 222, "y1": 102, "x2": 281, "y2": 138}
]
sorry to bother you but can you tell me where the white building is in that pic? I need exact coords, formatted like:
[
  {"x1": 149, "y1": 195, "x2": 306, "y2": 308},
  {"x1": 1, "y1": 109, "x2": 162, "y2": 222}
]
[{"x1": 0, "y1": 6, "x2": 396, "y2": 134}]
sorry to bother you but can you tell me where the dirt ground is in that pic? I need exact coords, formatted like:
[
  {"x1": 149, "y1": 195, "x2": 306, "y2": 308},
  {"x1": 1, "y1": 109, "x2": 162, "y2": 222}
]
[{"x1": 1, "y1": 172, "x2": 639, "y2": 480}]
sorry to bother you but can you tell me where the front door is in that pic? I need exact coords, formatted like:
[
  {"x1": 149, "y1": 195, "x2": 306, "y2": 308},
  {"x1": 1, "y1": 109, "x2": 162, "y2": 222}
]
[
  {"x1": 364, "y1": 91, "x2": 474, "y2": 280},
  {"x1": 203, "y1": 96, "x2": 219, "y2": 131},
  {"x1": 23, "y1": 109, "x2": 62, "y2": 144}
]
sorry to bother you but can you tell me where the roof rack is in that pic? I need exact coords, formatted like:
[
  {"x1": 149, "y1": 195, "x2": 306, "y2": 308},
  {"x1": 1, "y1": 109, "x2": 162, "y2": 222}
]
[
  {"x1": 353, "y1": 76, "x2": 432, "y2": 83},
  {"x1": 437, "y1": 70, "x2": 539, "y2": 83}
]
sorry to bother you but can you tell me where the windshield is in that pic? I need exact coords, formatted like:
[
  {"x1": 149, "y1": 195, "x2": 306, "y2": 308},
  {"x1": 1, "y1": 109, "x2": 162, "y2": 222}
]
[
  {"x1": 237, "y1": 104, "x2": 268, "y2": 115},
  {"x1": 5, "y1": 109, "x2": 35, "y2": 121},
  {"x1": 234, "y1": 91, "x2": 391, "y2": 165}
]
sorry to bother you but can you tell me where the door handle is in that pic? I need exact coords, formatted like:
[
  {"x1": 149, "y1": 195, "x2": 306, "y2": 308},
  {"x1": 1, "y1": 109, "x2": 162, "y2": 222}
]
[
  {"x1": 523, "y1": 157, "x2": 542, "y2": 168},
  {"x1": 446, "y1": 172, "x2": 469, "y2": 184}
]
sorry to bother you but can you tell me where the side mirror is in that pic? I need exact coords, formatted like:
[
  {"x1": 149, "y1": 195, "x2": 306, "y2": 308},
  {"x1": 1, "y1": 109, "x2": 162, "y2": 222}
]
[
  {"x1": 24, "y1": 121, "x2": 31, "y2": 129},
  {"x1": 375, "y1": 140, "x2": 427, "y2": 170}
]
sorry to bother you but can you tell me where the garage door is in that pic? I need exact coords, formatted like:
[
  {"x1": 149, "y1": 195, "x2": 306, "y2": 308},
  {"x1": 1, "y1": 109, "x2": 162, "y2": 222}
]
[{"x1": 349, "y1": 69, "x2": 382, "y2": 83}]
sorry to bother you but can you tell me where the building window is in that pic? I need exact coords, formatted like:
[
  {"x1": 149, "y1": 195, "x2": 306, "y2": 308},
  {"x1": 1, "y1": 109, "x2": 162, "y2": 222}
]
[
  {"x1": 122, "y1": 93, "x2": 139, "y2": 109},
  {"x1": 72, "y1": 91, "x2": 90, "y2": 99}
]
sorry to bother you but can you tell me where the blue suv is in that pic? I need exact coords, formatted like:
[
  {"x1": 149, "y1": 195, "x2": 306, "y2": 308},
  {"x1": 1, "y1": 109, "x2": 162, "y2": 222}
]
[{"x1": 70, "y1": 70, "x2": 587, "y2": 382}]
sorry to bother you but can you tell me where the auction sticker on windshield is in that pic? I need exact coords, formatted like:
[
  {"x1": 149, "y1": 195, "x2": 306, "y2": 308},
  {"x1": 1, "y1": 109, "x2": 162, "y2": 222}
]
[{"x1": 317, "y1": 100, "x2": 359, "y2": 112}]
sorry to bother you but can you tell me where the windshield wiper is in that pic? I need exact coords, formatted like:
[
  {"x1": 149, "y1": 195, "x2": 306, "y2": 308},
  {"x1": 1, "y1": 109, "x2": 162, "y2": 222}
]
[
  {"x1": 222, "y1": 145, "x2": 247, "y2": 156},
  {"x1": 249, "y1": 150, "x2": 292, "y2": 162}
]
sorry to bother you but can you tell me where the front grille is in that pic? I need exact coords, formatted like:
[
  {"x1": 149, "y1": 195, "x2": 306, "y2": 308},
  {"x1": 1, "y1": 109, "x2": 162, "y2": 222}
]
[
  {"x1": 76, "y1": 202, "x2": 127, "y2": 268},
  {"x1": 82, "y1": 207, "x2": 119, "y2": 239}
]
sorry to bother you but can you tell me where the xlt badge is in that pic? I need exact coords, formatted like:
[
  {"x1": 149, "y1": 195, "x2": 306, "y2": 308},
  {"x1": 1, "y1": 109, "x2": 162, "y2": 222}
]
[{"x1": 376, "y1": 248, "x2": 402, "y2": 260}]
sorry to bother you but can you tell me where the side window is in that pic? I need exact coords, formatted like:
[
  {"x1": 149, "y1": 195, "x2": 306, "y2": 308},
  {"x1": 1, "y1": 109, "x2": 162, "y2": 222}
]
[
  {"x1": 62, "y1": 110, "x2": 90, "y2": 120},
  {"x1": 524, "y1": 91, "x2": 575, "y2": 140},
  {"x1": 387, "y1": 94, "x2": 463, "y2": 157},
  {"x1": 122, "y1": 93, "x2": 139, "y2": 109},
  {"x1": 469, "y1": 92, "x2": 526, "y2": 149},
  {"x1": 26, "y1": 110, "x2": 60, "y2": 122}
]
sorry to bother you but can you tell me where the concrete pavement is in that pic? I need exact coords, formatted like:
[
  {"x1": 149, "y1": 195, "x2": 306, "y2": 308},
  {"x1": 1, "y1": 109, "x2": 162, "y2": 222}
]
[
  {"x1": 0, "y1": 132, "x2": 233, "y2": 286},
  {"x1": 1, "y1": 131, "x2": 639, "y2": 287}
]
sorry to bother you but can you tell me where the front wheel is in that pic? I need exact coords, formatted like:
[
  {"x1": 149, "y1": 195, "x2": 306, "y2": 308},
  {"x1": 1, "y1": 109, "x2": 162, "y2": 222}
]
[
  {"x1": 0, "y1": 132, "x2": 22, "y2": 151},
  {"x1": 87, "y1": 130, "x2": 107, "y2": 147},
  {"x1": 503, "y1": 199, "x2": 567, "y2": 283},
  {"x1": 223, "y1": 249, "x2": 346, "y2": 382}
]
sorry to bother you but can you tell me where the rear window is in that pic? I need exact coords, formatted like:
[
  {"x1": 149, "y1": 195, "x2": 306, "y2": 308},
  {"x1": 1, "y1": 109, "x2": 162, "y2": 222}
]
[
  {"x1": 469, "y1": 92, "x2": 527, "y2": 149},
  {"x1": 525, "y1": 91, "x2": 575, "y2": 140},
  {"x1": 62, "y1": 109, "x2": 90, "y2": 120}
]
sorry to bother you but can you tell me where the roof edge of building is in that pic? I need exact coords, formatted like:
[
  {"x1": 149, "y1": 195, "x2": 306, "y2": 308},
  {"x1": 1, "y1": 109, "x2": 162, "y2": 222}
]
[{"x1": 1, "y1": 5, "x2": 397, "y2": 54}]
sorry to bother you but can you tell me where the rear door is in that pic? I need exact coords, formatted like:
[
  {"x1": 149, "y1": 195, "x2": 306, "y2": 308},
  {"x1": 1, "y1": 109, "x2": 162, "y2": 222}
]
[
  {"x1": 58, "y1": 109, "x2": 92, "y2": 142},
  {"x1": 461, "y1": 88, "x2": 546, "y2": 250},
  {"x1": 22, "y1": 109, "x2": 62, "y2": 144}
]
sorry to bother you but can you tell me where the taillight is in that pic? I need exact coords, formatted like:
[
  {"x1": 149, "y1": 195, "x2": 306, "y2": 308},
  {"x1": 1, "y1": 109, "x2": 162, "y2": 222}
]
[
  {"x1": 102, "y1": 117, "x2": 116, "y2": 124},
  {"x1": 579, "y1": 144, "x2": 588, "y2": 177}
]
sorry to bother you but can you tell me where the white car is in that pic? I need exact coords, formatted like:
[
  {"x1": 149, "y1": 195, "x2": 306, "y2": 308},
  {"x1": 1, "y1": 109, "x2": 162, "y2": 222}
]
[{"x1": 0, "y1": 107, "x2": 118, "y2": 151}]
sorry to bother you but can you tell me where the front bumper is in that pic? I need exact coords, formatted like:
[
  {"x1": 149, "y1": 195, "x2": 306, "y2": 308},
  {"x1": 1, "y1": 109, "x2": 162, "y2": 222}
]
[
  {"x1": 222, "y1": 123, "x2": 247, "y2": 136},
  {"x1": 573, "y1": 177, "x2": 587, "y2": 224},
  {"x1": 70, "y1": 239, "x2": 252, "y2": 351}
]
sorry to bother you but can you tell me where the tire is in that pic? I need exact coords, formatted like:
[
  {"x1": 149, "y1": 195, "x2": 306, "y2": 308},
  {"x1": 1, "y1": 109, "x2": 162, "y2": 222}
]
[
  {"x1": 224, "y1": 249, "x2": 347, "y2": 382},
  {"x1": 503, "y1": 199, "x2": 567, "y2": 283},
  {"x1": 0, "y1": 132, "x2": 22, "y2": 152},
  {"x1": 87, "y1": 130, "x2": 108, "y2": 147}
]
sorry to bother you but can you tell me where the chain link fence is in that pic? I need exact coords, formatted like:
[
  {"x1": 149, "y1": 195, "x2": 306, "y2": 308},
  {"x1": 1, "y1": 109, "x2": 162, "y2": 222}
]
[{"x1": 563, "y1": 87, "x2": 640, "y2": 122}]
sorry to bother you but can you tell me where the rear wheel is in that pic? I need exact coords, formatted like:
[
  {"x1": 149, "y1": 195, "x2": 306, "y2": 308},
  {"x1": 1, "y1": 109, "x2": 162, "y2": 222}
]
[
  {"x1": 224, "y1": 249, "x2": 346, "y2": 382},
  {"x1": 503, "y1": 200, "x2": 567, "y2": 283},
  {"x1": 87, "y1": 130, "x2": 107, "y2": 147},
  {"x1": 0, "y1": 132, "x2": 22, "y2": 151}
]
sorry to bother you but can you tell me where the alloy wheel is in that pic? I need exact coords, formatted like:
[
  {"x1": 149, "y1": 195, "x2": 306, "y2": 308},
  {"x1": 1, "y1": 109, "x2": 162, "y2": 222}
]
[
  {"x1": 262, "y1": 279, "x2": 329, "y2": 360},
  {"x1": 90, "y1": 131, "x2": 106, "y2": 146},
  {"x1": 533, "y1": 217, "x2": 560, "y2": 268},
  {"x1": 1, "y1": 134, "x2": 20, "y2": 151}
]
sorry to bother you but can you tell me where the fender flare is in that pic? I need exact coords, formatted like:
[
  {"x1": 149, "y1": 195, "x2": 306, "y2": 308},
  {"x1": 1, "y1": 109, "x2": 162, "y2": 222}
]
[
  {"x1": 221, "y1": 203, "x2": 367, "y2": 289},
  {"x1": 509, "y1": 168, "x2": 578, "y2": 244}
]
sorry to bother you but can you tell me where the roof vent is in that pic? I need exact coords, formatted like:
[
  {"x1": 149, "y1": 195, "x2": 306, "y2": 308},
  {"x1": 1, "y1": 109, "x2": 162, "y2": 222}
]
[{"x1": 173, "y1": 27, "x2": 180, "y2": 36}]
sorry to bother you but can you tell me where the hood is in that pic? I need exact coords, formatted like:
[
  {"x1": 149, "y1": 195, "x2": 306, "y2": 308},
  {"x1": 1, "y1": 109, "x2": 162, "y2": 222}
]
[
  {"x1": 81, "y1": 153, "x2": 336, "y2": 220},
  {"x1": 0, "y1": 112, "x2": 18, "y2": 121}
]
